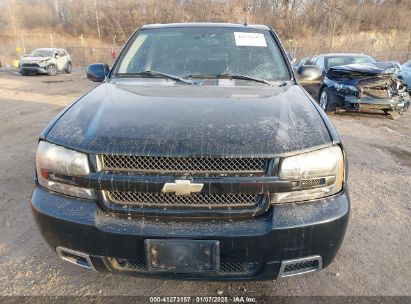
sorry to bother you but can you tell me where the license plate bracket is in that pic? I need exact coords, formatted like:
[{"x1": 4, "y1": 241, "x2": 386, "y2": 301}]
[{"x1": 145, "y1": 239, "x2": 219, "y2": 273}]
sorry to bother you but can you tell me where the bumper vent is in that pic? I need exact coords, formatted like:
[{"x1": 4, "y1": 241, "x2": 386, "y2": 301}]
[
  {"x1": 219, "y1": 262, "x2": 260, "y2": 274},
  {"x1": 278, "y1": 256, "x2": 322, "y2": 278},
  {"x1": 99, "y1": 155, "x2": 267, "y2": 175},
  {"x1": 299, "y1": 178, "x2": 324, "y2": 188},
  {"x1": 284, "y1": 260, "x2": 317, "y2": 272},
  {"x1": 113, "y1": 258, "x2": 147, "y2": 271},
  {"x1": 56, "y1": 247, "x2": 95, "y2": 270},
  {"x1": 219, "y1": 262, "x2": 244, "y2": 273},
  {"x1": 106, "y1": 191, "x2": 261, "y2": 208},
  {"x1": 111, "y1": 258, "x2": 260, "y2": 275}
]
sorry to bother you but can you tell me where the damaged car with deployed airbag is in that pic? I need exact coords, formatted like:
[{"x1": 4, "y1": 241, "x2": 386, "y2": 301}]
[
  {"x1": 298, "y1": 54, "x2": 410, "y2": 116},
  {"x1": 31, "y1": 23, "x2": 349, "y2": 281}
]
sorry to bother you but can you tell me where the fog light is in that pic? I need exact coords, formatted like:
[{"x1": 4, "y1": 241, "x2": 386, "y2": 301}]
[{"x1": 245, "y1": 262, "x2": 258, "y2": 270}]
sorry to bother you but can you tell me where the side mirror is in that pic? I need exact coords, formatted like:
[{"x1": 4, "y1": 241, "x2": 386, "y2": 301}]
[
  {"x1": 86, "y1": 63, "x2": 110, "y2": 82},
  {"x1": 298, "y1": 65, "x2": 322, "y2": 82}
]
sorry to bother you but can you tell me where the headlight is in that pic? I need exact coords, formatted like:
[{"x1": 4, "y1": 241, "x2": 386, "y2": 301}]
[
  {"x1": 271, "y1": 146, "x2": 344, "y2": 204},
  {"x1": 36, "y1": 141, "x2": 95, "y2": 199},
  {"x1": 334, "y1": 83, "x2": 358, "y2": 92}
]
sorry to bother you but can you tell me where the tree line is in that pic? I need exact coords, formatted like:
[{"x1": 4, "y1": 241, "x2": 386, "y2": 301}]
[
  {"x1": 1, "y1": 0, "x2": 410, "y2": 65},
  {"x1": 1, "y1": 0, "x2": 410, "y2": 44}
]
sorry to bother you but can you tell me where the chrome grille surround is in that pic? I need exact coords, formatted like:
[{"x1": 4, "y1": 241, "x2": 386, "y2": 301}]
[
  {"x1": 98, "y1": 155, "x2": 267, "y2": 175},
  {"x1": 106, "y1": 191, "x2": 261, "y2": 208}
]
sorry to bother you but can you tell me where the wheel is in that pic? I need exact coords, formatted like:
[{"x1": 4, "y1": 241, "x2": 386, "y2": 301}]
[
  {"x1": 21, "y1": 70, "x2": 28, "y2": 76},
  {"x1": 319, "y1": 87, "x2": 336, "y2": 114},
  {"x1": 47, "y1": 64, "x2": 57, "y2": 76},
  {"x1": 65, "y1": 62, "x2": 72, "y2": 74}
]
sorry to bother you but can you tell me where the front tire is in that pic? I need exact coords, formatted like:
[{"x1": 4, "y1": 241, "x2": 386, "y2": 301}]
[
  {"x1": 47, "y1": 64, "x2": 57, "y2": 76},
  {"x1": 319, "y1": 87, "x2": 336, "y2": 114},
  {"x1": 65, "y1": 62, "x2": 72, "y2": 74}
]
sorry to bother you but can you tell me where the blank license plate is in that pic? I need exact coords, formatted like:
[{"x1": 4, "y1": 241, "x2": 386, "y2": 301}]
[{"x1": 145, "y1": 239, "x2": 219, "y2": 273}]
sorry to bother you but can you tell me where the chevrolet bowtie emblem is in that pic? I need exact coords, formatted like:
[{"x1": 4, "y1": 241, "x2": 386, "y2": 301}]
[{"x1": 161, "y1": 180, "x2": 204, "y2": 196}]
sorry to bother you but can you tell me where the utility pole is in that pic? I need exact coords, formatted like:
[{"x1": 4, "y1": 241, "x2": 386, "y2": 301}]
[
  {"x1": 93, "y1": 0, "x2": 102, "y2": 43},
  {"x1": 6, "y1": 0, "x2": 18, "y2": 48},
  {"x1": 21, "y1": 33, "x2": 26, "y2": 54},
  {"x1": 6, "y1": 0, "x2": 17, "y2": 37}
]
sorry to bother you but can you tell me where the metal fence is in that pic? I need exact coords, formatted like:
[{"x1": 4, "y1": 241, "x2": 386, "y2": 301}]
[
  {"x1": 1, "y1": 45, "x2": 410, "y2": 68},
  {"x1": 289, "y1": 50, "x2": 411, "y2": 63},
  {"x1": 64, "y1": 46, "x2": 121, "y2": 67},
  {"x1": 0, "y1": 45, "x2": 121, "y2": 68}
]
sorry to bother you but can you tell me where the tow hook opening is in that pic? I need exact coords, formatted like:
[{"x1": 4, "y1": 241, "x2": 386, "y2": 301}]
[{"x1": 56, "y1": 247, "x2": 95, "y2": 270}]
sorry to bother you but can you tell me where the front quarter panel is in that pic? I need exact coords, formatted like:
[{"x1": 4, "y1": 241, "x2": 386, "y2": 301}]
[
  {"x1": 39, "y1": 86, "x2": 101, "y2": 140},
  {"x1": 301, "y1": 87, "x2": 341, "y2": 146}
]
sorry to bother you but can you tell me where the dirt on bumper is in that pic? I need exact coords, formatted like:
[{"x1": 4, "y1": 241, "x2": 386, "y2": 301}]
[{"x1": 31, "y1": 185, "x2": 350, "y2": 280}]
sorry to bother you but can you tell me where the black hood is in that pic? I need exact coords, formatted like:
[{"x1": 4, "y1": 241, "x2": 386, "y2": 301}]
[
  {"x1": 327, "y1": 62, "x2": 397, "y2": 79},
  {"x1": 45, "y1": 80, "x2": 332, "y2": 157}
]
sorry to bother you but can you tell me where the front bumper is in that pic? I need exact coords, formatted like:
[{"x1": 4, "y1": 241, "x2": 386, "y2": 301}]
[
  {"x1": 330, "y1": 88, "x2": 410, "y2": 113},
  {"x1": 345, "y1": 95, "x2": 410, "y2": 113},
  {"x1": 20, "y1": 66, "x2": 47, "y2": 74},
  {"x1": 31, "y1": 186, "x2": 350, "y2": 280}
]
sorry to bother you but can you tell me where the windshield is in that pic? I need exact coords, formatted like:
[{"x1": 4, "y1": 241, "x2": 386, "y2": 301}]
[
  {"x1": 115, "y1": 27, "x2": 290, "y2": 81},
  {"x1": 29, "y1": 49, "x2": 54, "y2": 57},
  {"x1": 326, "y1": 55, "x2": 376, "y2": 69}
]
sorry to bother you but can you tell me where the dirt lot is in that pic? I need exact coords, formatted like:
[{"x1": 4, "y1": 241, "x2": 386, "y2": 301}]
[{"x1": 0, "y1": 69, "x2": 410, "y2": 297}]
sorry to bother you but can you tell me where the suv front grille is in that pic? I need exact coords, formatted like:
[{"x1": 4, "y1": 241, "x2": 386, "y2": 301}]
[
  {"x1": 106, "y1": 191, "x2": 261, "y2": 208},
  {"x1": 22, "y1": 63, "x2": 40, "y2": 67},
  {"x1": 99, "y1": 155, "x2": 267, "y2": 175}
]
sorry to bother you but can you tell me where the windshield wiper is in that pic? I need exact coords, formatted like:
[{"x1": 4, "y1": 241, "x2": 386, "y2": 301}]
[
  {"x1": 217, "y1": 72, "x2": 272, "y2": 86},
  {"x1": 186, "y1": 73, "x2": 273, "y2": 86},
  {"x1": 120, "y1": 70, "x2": 193, "y2": 84}
]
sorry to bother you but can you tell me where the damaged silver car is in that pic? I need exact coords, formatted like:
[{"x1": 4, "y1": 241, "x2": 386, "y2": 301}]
[{"x1": 298, "y1": 54, "x2": 410, "y2": 116}]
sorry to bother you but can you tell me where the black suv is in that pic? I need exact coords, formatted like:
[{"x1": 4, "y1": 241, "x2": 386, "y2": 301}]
[{"x1": 31, "y1": 23, "x2": 349, "y2": 280}]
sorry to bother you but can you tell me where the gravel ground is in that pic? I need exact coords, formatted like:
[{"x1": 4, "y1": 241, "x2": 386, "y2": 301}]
[{"x1": 0, "y1": 69, "x2": 410, "y2": 298}]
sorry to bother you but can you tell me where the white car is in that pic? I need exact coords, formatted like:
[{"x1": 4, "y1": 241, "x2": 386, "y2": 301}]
[
  {"x1": 19, "y1": 48, "x2": 72, "y2": 76},
  {"x1": 397, "y1": 60, "x2": 411, "y2": 92}
]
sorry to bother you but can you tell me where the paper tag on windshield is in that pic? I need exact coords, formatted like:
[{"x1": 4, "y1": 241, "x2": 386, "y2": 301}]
[{"x1": 234, "y1": 32, "x2": 267, "y2": 47}]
